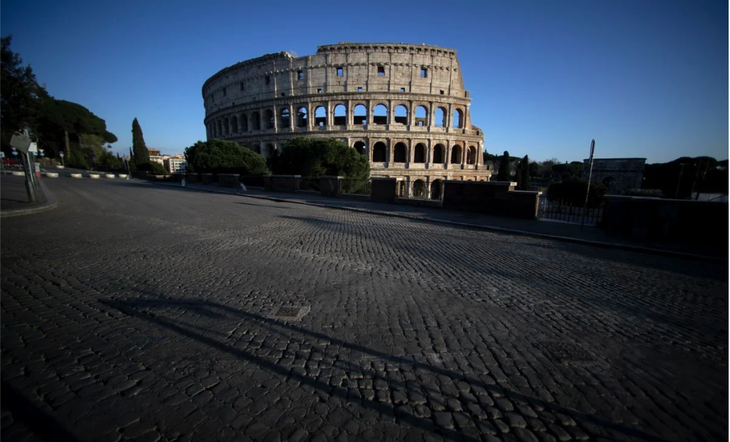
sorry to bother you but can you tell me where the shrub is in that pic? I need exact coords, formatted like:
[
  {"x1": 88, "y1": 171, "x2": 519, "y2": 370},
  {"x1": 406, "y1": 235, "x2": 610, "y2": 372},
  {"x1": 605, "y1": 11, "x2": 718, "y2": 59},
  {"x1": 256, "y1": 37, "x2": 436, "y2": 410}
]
[
  {"x1": 547, "y1": 178, "x2": 607, "y2": 207},
  {"x1": 184, "y1": 139, "x2": 268, "y2": 175}
]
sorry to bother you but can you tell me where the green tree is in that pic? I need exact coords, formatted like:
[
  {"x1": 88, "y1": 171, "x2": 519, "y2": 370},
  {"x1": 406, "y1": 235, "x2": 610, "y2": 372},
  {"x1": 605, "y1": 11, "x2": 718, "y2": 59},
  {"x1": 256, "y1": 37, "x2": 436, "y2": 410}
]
[
  {"x1": 270, "y1": 137, "x2": 370, "y2": 180},
  {"x1": 132, "y1": 118, "x2": 150, "y2": 167},
  {"x1": 516, "y1": 155, "x2": 530, "y2": 190},
  {"x1": 1, "y1": 35, "x2": 44, "y2": 150},
  {"x1": 496, "y1": 151, "x2": 511, "y2": 181},
  {"x1": 184, "y1": 139, "x2": 268, "y2": 175}
]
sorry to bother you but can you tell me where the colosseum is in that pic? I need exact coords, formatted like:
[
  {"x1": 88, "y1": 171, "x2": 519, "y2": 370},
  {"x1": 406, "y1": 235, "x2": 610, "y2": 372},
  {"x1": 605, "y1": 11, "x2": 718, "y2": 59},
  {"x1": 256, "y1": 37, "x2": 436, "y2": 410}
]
[{"x1": 202, "y1": 42, "x2": 492, "y2": 199}]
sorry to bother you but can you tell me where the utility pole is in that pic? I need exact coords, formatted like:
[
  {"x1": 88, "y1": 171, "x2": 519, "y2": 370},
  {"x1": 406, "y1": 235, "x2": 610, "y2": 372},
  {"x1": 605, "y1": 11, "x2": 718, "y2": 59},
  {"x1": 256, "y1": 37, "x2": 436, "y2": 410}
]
[
  {"x1": 675, "y1": 163, "x2": 687, "y2": 198},
  {"x1": 10, "y1": 130, "x2": 37, "y2": 203},
  {"x1": 581, "y1": 139, "x2": 595, "y2": 229}
]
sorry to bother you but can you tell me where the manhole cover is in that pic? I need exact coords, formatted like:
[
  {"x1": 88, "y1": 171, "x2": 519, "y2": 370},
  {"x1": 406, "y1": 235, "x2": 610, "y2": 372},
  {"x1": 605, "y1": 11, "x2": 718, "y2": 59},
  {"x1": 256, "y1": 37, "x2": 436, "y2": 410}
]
[
  {"x1": 269, "y1": 306, "x2": 310, "y2": 321},
  {"x1": 539, "y1": 342, "x2": 595, "y2": 366}
]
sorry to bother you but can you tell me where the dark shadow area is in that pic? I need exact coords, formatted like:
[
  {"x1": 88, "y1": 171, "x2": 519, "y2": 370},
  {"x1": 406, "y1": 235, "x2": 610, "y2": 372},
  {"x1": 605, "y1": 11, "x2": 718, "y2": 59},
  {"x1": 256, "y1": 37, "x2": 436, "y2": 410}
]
[
  {"x1": 234, "y1": 201, "x2": 291, "y2": 210},
  {"x1": 100, "y1": 296, "x2": 672, "y2": 442},
  {"x1": 1, "y1": 382, "x2": 79, "y2": 442}
]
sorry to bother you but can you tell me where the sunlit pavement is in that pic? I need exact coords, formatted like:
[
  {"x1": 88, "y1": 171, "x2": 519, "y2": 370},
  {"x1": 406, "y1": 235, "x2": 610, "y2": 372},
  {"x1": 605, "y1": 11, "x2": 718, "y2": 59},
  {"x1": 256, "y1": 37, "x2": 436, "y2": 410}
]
[{"x1": 2, "y1": 177, "x2": 727, "y2": 442}]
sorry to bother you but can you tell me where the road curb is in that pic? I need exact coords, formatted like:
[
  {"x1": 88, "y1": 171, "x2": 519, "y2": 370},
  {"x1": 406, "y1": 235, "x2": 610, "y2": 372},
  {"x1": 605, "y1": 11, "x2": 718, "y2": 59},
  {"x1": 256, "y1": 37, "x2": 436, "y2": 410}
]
[
  {"x1": 148, "y1": 181, "x2": 726, "y2": 263},
  {"x1": 1, "y1": 177, "x2": 58, "y2": 218}
]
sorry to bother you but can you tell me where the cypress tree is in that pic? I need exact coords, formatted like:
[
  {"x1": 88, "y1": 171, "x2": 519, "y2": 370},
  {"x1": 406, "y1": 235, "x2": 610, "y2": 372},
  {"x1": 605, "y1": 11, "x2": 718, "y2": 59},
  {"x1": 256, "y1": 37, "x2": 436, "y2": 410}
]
[
  {"x1": 519, "y1": 155, "x2": 531, "y2": 190},
  {"x1": 497, "y1": 150, "x2": 511, "y2": 181},
  {"x1": 132, "y1": 118, "x2": 150, "y2": 167}
]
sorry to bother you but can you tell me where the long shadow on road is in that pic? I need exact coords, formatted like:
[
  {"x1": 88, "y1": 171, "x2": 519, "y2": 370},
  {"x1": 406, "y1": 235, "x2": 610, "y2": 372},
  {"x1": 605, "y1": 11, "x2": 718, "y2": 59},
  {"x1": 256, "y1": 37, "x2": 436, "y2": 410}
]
[{"x1": 100, "y1": 296, "x2": 669, "y2": 442}]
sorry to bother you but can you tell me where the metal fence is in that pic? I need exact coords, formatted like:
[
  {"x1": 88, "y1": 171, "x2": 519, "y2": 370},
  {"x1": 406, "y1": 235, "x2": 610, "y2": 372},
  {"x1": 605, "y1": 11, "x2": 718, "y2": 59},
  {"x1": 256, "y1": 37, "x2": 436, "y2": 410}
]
[
  {"x1": 298, "y1": 177, "x2": 320, "y2": 192},
  {"x1": 537, "y1": 195, "x2": 604, "y2": 225},
  {"x1": 240, "y1": 175, "x2": 266, "y2": 188}
]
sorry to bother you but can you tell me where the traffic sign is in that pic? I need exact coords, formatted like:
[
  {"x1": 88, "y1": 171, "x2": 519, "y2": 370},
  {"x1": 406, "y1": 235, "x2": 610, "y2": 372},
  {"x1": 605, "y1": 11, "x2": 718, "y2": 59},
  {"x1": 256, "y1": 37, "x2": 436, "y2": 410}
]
[
  {"x1": 59, "y1": 152, "x2": 65, "y2": 158},
  {"x1": 0, "y1": 152, "x2": 4, "y2": 158},
  {"x1": 10, "y1": 132, "x2": 31, "y2": 153}
]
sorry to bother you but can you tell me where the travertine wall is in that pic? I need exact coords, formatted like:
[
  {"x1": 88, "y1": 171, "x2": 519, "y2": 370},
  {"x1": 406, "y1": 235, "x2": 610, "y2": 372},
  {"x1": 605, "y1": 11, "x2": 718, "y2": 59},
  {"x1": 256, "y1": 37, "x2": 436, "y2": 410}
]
[{"x1": 202, "y1": 43, "x2": 491, "y2": 199}]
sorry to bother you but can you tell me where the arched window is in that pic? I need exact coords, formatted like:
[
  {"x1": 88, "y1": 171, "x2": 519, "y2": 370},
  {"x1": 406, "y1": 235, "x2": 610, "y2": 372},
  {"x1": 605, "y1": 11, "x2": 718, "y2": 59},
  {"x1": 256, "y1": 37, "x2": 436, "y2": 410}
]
[
  {"x1": 240, "y1": 114, "x2": 248, "y2": 132},
  {"x1": 264, "y1": 143, "x2": 274, "y2": 158},
  {"x1": 435, "y1": 107, "x2": 446, "y2": 127},
  {"x1": 433, "y1": 144, "x2": 445, "y2": 163},
  {"x1": 280, "y1": 108, "x2": 290, "y2": 128},
  {"x1": 297, "y1": 107, "x2": 308, "y2": 127},
  {"x1": 333, "y1": 104, "x2": 346, "y2": 125},
  {"x1": 466, "y1": 146, "x2": 476, "y2": 164},
  {"x1": 217, "y1": 120, "x2": 222, "y2": 136},
  {"x1": 353, "y1": 141, "x2": 366, "y2": 156},
  {"x1": 373, "y1": 142, "x2": 387, "y2": 162},
  {"x1": 314, "y1": 106, "x2": 327, "y2": 126},
  {"x1": 265, "y1": 110, "x2": 274, "y2": 129},
  {"x1": 353, "y1": 104, "x2": 367, "y2": 125},
  {"x1": 231, "y1": 116, "x2": 238, "y2": 133},
  {"x1": 394, "y1": 105, "x2": 408, "y2": 125},
  {"x1": 415, "y1": 106, "x2": 428, "y2": 126},
  {"x1": 373, "y1": 104, "x2": 388, "y2": 125},
  {"x1": 453, "y1": 109, "x2": 464, "y2": 128},
  {"x1": 430, "y1": 180, "x2": 442, "y2": 200},
  {"x1": 224, "y1": 118, "x2": 229, "y2": 135},
  {"x1": 451, "y1": 145, "x2": 462, "y2": 164},
  {"x1": 251, "y1": 112, "x2": 261, "y2": 130},
  {"x1": 413, "y1": 180, "x2": 425, "y2": 199},
  {"x1": 414, "y1": 143, "x2": 426, "y2": 163},
  {"x1": 393, "y1": 142, "x2": 407, "y2": 163}
]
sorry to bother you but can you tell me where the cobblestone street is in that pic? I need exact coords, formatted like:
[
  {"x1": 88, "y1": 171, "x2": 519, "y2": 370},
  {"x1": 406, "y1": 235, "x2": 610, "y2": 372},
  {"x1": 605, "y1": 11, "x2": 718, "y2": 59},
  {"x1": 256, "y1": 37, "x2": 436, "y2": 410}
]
[{"x1": 2, "y1": 178, "x2": 727, "y2": 442}]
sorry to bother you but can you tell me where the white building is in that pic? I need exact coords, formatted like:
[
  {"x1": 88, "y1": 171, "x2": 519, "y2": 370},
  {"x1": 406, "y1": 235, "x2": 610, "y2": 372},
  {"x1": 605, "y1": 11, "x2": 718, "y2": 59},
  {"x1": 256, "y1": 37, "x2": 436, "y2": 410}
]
[{"x1": 164, "y1": 156, "x2": 187, "y2": 173}]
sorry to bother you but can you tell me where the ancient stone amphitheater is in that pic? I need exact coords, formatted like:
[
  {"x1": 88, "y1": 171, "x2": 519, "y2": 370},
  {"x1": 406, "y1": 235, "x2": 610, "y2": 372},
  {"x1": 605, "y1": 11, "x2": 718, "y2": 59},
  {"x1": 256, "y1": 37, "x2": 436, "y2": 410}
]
[{"x1": 202, "y1": 42, "x2": 491, "y2": 199}]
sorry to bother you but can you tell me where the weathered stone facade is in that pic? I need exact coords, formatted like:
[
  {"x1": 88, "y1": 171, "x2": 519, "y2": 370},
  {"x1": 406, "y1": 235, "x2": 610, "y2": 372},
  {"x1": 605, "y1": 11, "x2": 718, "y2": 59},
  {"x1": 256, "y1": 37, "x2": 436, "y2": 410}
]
[
  {"x1": 584, "y1": 158, "x2": 646, "y2": 194},
  {"x1": 202, "y1": 42, "x2": 491, "y2": 199}
]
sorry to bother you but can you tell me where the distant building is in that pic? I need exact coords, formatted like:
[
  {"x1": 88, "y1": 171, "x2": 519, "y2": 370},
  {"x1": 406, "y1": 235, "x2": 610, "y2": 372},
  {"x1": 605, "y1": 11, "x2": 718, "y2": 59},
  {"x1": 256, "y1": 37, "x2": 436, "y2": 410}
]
[
  {"x1": 584, "y1": 158, "x2": 646, "y2": 194},
  {"x1": 148, "y1": 149, "x2": 164, "y2": 166},
  {"x1": 164, "y1": 155, "x2": 187, "y2": 173}
]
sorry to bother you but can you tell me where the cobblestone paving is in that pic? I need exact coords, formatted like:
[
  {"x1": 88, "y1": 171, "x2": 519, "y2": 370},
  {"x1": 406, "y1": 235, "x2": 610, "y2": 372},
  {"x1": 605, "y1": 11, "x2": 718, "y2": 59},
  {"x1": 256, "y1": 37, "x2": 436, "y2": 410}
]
[{"x1": 2, "y1": 179, "x2": 727, "y2": 442}]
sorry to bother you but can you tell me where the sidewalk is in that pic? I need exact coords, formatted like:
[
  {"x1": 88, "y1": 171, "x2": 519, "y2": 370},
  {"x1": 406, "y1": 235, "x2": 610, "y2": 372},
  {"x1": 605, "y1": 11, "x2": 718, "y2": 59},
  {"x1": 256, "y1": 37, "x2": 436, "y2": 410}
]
[
  {"x1": 1, "y1": 174, "x2": 57, "y2": 218},
  {"x1": 153, "y1": 180, "x2": 726, "y2": 261}
]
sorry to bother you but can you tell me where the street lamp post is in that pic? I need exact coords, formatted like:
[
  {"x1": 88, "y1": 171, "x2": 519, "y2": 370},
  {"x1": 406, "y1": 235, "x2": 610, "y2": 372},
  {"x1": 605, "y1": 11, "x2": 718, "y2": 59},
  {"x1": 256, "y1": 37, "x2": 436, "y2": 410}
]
[{"x1": 581, "y1": 139, "x2": 596, "y2": 229}]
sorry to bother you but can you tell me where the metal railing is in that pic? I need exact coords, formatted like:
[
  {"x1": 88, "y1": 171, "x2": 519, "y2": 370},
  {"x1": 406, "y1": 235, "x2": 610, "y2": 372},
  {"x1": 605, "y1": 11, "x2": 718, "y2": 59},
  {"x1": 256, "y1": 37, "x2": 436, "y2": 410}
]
[{"x1": 341, "y1": 178, "x2": 371, "y2": 195}]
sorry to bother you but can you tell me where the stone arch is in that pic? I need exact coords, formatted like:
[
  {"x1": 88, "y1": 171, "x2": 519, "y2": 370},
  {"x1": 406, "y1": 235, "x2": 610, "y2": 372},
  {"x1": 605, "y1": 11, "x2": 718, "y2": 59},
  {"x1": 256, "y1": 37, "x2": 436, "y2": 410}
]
[
  {"x1": 240, "y1": 113, "x2": 248, "y2": 132},
  {"x1": 251, "y1": 112, "x2": 261, "y2": 130},
  {"x1": 415, "y1": 105, "x2": 428, "y2": 126},
  {"x1": 435, "y1": 107, "x2": 446, "y2": 127},
  {"x1": 451, "y1": 145, "x2": 462, "y2": 164},
  {"x1": 393, "y1": 142, "x2": 407, "y2": 163},
  {"x1": 372, "y1": 141, "x2": 387, "y2": 162},
  {"x1": 466, "y1": 146, "x2": 476, "y2": 164},
  {"x1": 430, "y1": 179, "x2": 443, "y2": 200},
  {"x1": 394, "y1": 104, "x2": 408, "y2": 125},
  {"x1": 373, "y1": 104, "x2": 388, "y2": 125},
  {"x1": 413, "y1": 179, "x2": 426, "y2": 199},
  {"x1": 265, "y1": 109, "x2": 274, "y2": 129},
  {"x1": 414, "y1": 143, "x2": 426, "y2": 163},
  {"x1": 353, "y1": 104, "x2": 367, "y2": 125},
  {"x1": 453, "y1": 108, "x2": 464, "y2": 128},
  {"x1": 315, "y1": 106, "x2": 327, "y2": 126},
  {"x1": 353, "y1": 141, "x2": 366, "y2": 156},
  {"x1": 333, "y1": 104, "x2": 347, "y2": 125},
  {"x1": 280, "y1": 108, "x2": 290, "y2": 128},
  {"x1": 433, "y1": 144, "x2": 445, "y2": 163},
  {"x1": 217, "y1": 120, "x2": 223, "y2": 136},
  {"x1": 231, "y1": 116, "x2": 238, "y2": 133},
  {"x1": 296, "y1": 106, "x2": 308, "y2": 127},
  {"x1": 264, "y1": 143, "x2": 274, "y2": 158},
  {"x1": 224, "y1": 117, "x2": 229, "y2": 135}
]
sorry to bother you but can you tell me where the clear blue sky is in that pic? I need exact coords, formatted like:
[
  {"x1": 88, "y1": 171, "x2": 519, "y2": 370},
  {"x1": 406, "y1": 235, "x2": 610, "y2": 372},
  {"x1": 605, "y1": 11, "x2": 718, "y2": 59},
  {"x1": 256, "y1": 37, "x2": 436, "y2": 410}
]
[{"x1": 2, "y1": 0, "x2": 727, "y2": 163}]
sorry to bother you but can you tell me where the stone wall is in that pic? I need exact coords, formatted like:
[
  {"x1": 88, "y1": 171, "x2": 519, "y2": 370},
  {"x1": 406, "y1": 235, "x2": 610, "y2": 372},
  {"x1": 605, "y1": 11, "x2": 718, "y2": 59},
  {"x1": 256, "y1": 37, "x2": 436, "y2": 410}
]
[
  {"x1": 601, "y1": 196, "x2": 728, "y2": 245},
  {"x1": 442, "y1": 181, "x2": 541, "y2": 219}
]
